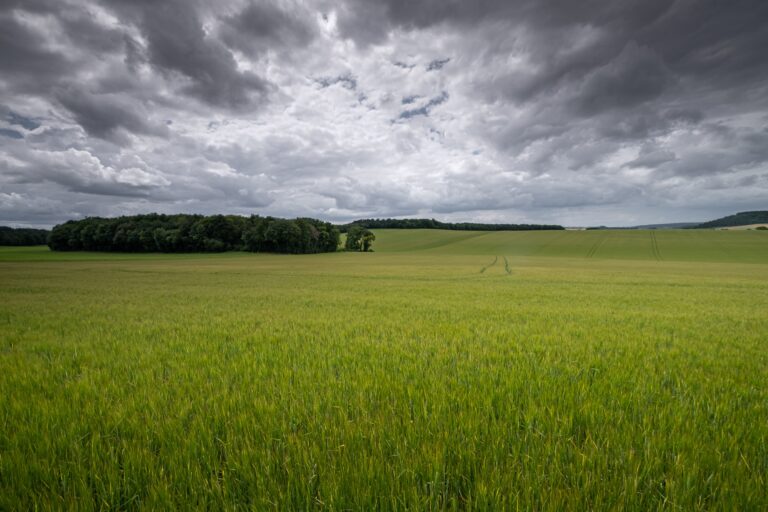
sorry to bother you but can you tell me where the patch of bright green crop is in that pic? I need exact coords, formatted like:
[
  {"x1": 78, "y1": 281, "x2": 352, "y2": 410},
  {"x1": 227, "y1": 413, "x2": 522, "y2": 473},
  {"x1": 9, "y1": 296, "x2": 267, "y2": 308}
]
[{"x1": 1, "y1": 232, "x2": 767, "y2": 509}]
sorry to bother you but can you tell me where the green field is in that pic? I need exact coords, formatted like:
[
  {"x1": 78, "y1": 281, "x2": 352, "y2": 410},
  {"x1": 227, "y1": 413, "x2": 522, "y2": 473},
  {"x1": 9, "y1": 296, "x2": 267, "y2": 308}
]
[{"x1": 1, "y1": 230, "x2": 767, "y2": 510}]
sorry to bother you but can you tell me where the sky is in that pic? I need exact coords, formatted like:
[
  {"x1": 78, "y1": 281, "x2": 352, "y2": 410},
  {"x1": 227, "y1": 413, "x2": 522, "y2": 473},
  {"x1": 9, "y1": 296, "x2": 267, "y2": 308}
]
[{"x1": 1, "y1": 0, "x2": 767, "y2": 228}]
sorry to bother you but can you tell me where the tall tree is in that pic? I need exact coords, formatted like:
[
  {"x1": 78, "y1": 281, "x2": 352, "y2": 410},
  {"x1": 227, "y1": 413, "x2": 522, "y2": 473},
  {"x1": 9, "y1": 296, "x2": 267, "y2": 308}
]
[{"x1": 345, "y1": 225, "x2": 375, "y2": 252}]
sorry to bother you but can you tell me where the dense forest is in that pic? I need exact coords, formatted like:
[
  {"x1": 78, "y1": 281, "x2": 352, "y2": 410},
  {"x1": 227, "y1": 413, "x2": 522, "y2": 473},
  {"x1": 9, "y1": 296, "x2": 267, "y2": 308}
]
[
  {"x1": 48, "y1": 214, "x2": 340, "y2": 254},
  {"x1": 339, "y1": 218, "x2": 564, "y2": 232},
  {"x1": 0, "y1": 226, "x2": 50, "y2": 246},
  {"x1": 690, "y1": 211, "x2": 768, "y2": 229}
]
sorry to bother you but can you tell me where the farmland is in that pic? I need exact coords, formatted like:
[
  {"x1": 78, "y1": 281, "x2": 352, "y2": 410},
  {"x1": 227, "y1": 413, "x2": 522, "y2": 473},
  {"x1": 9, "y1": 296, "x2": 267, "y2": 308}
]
[{"x1": 1, "y1": 229, "x2": 767, "y2": 510}]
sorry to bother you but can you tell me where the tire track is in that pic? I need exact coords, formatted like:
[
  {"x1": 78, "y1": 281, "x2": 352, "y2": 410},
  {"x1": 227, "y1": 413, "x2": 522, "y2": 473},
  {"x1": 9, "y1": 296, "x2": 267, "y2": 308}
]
[
  {"x1": 503, "y1": 256, "x2": 512, "y2": 275},
  {"x1": 586, "y1": 233, "x2": 608, "y2": 259},
  {"x1": 650, "y1": 231, "x2": 663, "y2": 261},
  {"x1": 480, "y1": 256, "x2": 498, "y2": 273}
]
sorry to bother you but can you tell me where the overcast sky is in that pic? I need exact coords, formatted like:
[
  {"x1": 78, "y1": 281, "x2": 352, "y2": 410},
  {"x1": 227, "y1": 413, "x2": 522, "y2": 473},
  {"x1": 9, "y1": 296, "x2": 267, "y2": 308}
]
[{"x1": 1, "y1": 0, "x2": 767, "y2": 227}]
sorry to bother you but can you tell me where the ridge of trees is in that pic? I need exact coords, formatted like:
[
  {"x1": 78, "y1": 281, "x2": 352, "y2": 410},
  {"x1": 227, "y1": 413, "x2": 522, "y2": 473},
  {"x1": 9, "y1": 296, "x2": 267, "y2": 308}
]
[
  {"x1": 339, "y1": 218, "x2": 564, "y2": 232},
  {"x1": 690, "y1": 211, "x2": 768, "y2": 229},
  {"x1": 48, "y1": 214, "x2": 340, "y2": 254},
  {"x1": 0, "y1": 226, "x2": 51, "y2": 246}
]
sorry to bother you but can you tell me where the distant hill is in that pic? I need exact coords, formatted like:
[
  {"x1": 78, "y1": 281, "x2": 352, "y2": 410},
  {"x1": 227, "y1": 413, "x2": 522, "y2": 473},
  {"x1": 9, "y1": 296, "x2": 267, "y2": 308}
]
[
  {"x1": 691, "y1": 211, "x2": 768, "y2": 229},
  {"x1": 340, "y1": 218, "x2": 564, "y2": 232},
  {"x1": 631, "y1": 222, "x2": 699, "y2": 229},
  {"x1": 0, "y1": 226, "x2": 50, "y2": 246},
  {"x1": 585, "y1": 222, "x2": 698, "y2": 230}
]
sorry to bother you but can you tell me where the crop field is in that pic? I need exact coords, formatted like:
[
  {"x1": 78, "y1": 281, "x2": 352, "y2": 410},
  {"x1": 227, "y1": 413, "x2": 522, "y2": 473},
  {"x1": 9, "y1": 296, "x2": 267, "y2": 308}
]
[{"x1": 1, "y1": 229, "x2": 767, "y2": 510}]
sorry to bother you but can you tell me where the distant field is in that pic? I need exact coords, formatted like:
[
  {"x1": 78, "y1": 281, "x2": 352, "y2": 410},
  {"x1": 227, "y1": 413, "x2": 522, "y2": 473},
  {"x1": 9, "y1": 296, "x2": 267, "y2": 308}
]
[
  {"x1": 372, "y1": 228, "x2": 768, "y2": 263},
  {"x1": 1, "y1": 231, "x2": 767, "y2": 509}
]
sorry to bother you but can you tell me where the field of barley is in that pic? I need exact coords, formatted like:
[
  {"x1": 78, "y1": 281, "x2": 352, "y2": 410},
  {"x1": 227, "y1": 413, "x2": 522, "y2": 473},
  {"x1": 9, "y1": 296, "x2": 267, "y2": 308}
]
[{"x1": 1, "y1": 229, "x2": 767, "y2": 510}]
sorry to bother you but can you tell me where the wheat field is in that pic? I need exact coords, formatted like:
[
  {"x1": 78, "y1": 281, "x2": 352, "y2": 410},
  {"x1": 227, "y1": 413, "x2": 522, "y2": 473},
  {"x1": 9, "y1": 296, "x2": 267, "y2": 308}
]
[{"x1": 1, "y1": 229, "x2": 767, "y2": 510}]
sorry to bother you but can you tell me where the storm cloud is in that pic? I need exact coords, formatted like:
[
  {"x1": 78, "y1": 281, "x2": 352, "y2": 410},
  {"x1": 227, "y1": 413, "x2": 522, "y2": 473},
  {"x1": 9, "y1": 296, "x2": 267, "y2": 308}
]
[{"x1": 1, "y1": 0, "x2": 767, "y2": 227}]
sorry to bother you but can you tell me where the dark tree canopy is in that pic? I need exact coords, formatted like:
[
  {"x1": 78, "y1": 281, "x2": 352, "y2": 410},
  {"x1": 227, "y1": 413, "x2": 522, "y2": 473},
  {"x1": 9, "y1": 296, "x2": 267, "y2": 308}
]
[
  {"x1": 0, "y1": 226, "x2": 50, "y2": 246},
  {"x1": 48, "y1": 214, "x2": 340, "y2": 254},
  {"x1": 345, "y1": 225, "x2": 375, "y2": 252},
  {"x1": 339, "y1": 218, "x2": 564, "y2": 232},
  {"x1": 690, "y1": 211, "x2": 768, "y2": 229}
]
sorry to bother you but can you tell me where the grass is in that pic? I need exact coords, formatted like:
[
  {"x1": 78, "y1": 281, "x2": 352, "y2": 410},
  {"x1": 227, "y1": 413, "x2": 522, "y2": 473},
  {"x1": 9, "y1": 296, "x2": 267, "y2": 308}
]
[
  {"x1": 1, "y1": 230, "x2": 767, "y2": 510},
  {"x1": 372, "y1": 228, "x2": 768, "y2": 263}
]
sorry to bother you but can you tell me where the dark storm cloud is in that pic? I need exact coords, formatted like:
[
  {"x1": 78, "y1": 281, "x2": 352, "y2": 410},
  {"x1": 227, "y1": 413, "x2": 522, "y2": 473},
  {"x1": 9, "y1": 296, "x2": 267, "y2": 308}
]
[
  {"x1": 334, "y1": 0, "x2": 672, "y2": 45},
  {"x1": 55, "y1": 5, "x2": 126, "y2": 54},
  {"x1": 139, "y1": 2, "x2": 271, "y2": 110},
  {"x1": 572, "y1": 42, "x2": 671, "y2": 116},
  {"x1": 0, "y1": 11, "x2": 72, "y2": 89},
  {"x1": 220, "y1": 0, "x2": 318, "y2": 54},
  {"x1": 0, "y1": 1, "x2": 137, "y2": 95},
  {"x1": 123, "y1": 34, "x2": 146, "y2": 73},
  {"x1": 55, "y1": 88, "x2": 169, "y2": 142},
  {"x1": 338, "y1": 0, "x2": 768, "y2": 114},
  {"x1": 1, "y1": 0, "x2": 767, "y2": 227}
]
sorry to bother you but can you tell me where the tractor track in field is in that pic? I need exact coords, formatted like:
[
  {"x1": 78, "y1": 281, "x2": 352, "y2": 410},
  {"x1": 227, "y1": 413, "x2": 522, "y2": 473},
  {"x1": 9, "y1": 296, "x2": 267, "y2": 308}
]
[
  {"x1": 503, "y1": 256, "x2": 512, "y2": 275},
  {"x1": 480, "y1": 256, "x2": 498, "y2": 273},
  {"x1": 650, "y1": 231, "x2": 663, "y2": 261},
  {"x1": 586, "y1": 233, "x2": 608, "y2": 259}
]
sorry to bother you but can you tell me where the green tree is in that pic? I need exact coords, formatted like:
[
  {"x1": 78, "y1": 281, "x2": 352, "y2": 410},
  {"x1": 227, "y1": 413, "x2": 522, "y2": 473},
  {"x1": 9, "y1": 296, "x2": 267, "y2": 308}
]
[
  {"x1": 264, "y1": 219, "x2": 302, "y2": 253},
  {"x1": 345, "y1": 225, "x2": 375, "y2": 252},
  {"x1": 361, "y1": 230, "x2": 375, "y2": 251},
  {"x1": 49, "y1": 213, "x2": 339, "y2": 254}
]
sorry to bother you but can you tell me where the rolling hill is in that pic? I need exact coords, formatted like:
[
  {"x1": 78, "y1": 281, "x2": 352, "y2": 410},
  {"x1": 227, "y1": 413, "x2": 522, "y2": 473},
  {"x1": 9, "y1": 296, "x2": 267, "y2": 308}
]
[
  {"x1": 691, "y1": 210, "x2": 768, "y2": 229},
  {"x1": 370, "y1": 228, "x2": 768, "y2": 263}
]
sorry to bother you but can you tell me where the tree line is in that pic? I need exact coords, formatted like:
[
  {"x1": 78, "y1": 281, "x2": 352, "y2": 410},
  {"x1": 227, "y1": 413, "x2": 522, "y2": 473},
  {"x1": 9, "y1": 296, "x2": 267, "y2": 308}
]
[
  {"x1": 0, "y1": 226, "x2": 51, "y2": 246},
  {"x1": 339, "y1": 218, "x2": 564, "y2": 232},
  {"x1": 689, "y1": 211, "x2": 768, "y2": 229},
  {"x1": 48, "y1": 214, "x2": 340, "y2": 254}
]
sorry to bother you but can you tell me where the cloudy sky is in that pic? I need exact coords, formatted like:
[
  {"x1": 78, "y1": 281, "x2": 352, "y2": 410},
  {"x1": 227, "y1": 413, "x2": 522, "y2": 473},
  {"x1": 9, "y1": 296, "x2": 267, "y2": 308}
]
[{"x1": 1, "y1": 0, "x2": 767, "y2": 227}]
